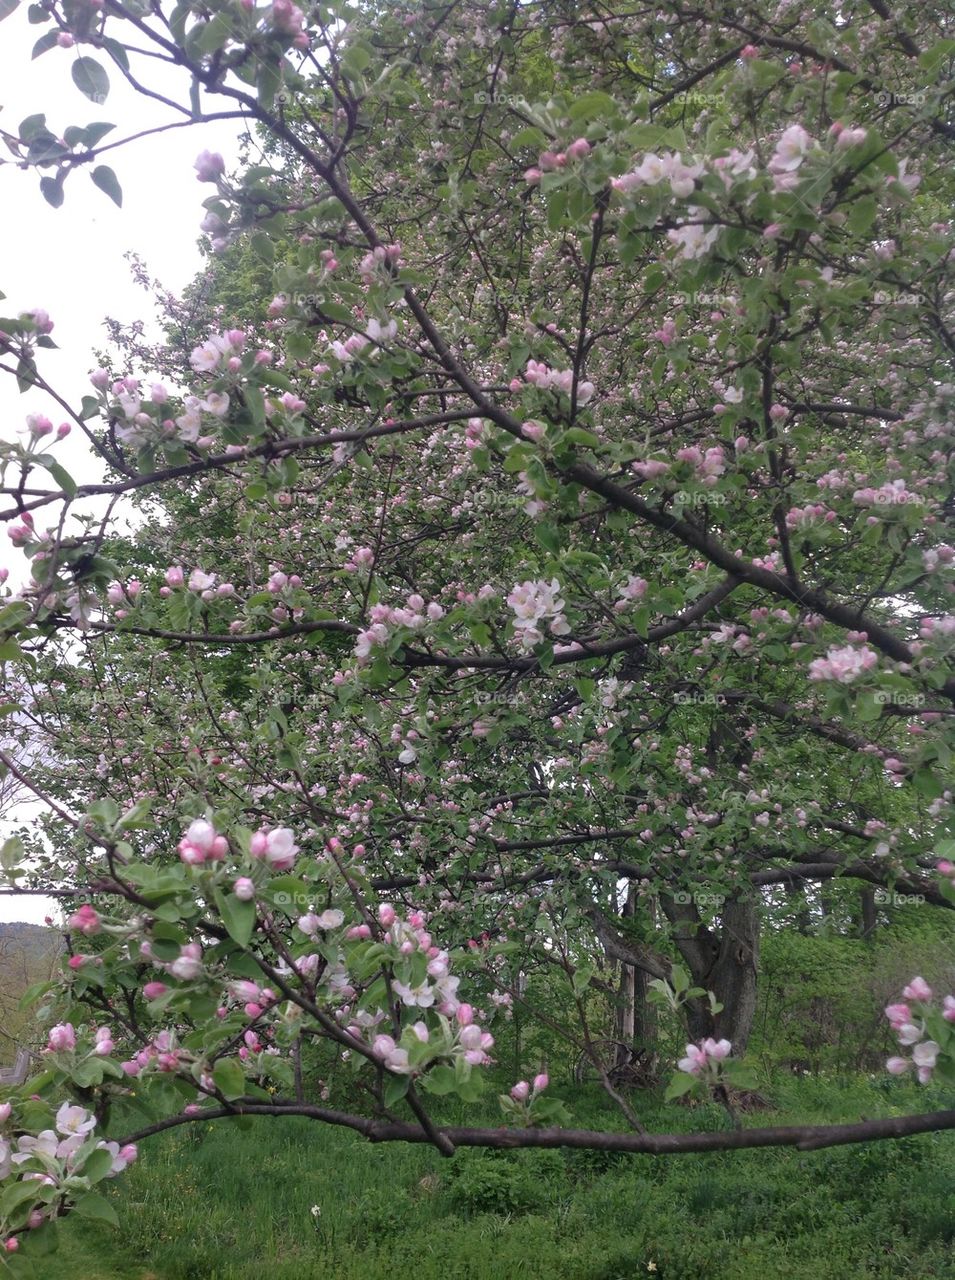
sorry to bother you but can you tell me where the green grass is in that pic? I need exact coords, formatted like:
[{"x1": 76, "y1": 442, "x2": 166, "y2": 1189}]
[{"x1": 18, "y1": 1077, "x2": 955, "y2": 1280}]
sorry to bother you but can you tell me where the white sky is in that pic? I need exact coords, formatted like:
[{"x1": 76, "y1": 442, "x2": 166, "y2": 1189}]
[{"x1": 0, "y1": 15, "x2": 249, "y2": 923}]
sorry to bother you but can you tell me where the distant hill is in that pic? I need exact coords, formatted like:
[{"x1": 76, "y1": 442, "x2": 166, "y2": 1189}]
[
  {"x1": 0, "y1": 920, "x2": 60, "y2": 960},
  {"x1": 0, "y1": 922, "x2": 61, "y2": 1068}
]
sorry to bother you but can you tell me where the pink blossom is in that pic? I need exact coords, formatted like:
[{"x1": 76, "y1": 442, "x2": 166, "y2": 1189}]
[
  {"x1": 233, "y1": 877, "x2": 255, "y2": 901},
  {"x1": 194, "y1": 150, "x2": 225, "y2": 182},
  {"x1": 903, "y1": 977, "x2": 932, "y2": 1002},
  {"x1": 68, "y1": 904, "x2": 101, "y2": 935},
  {"x1": 249, "y1": 827, "x2": 299, "y2": 871},
  {"x1": 47, "y1": 1023, "x2": 76, "y2": 1052},
  {"x1": 884, "y1": 1003, "x2": 911, "y2": 1030},
  {"x1": 510, "y1": 1080, "x2": 530, "y2": 1101},
  {"x1": 808, "y1": 644, "x2": 878, "y2": 684}
]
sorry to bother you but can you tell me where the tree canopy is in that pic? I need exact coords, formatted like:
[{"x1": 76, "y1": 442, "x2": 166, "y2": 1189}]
[{"x1": 0, "y1": 0, "x2": 954, "y2": 1262}]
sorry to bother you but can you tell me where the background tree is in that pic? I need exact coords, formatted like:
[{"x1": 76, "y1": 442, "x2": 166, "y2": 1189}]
[{"x1": 0, "y1": 0, "x2": 954, "y2": 1261}]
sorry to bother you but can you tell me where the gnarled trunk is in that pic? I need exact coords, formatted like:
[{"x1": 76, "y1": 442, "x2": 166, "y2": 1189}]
[{"x1": 664, "y1": 894, "x2": 761, "y2": 1054}]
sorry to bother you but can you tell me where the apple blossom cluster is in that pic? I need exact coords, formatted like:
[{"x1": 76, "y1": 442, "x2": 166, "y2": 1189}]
[
  {"x1": 852, "y1": 479, "x2": 922, "y2": 509},
  {"x1": 522, "y1": 136, "x2": 591, "y2": 184},
  {"x1": 519, "y1": 358, "x2": 595, "y2": 405},
  {"x1": 785, "y1": 503, "x2": 837, "y2": 530},
  {"x1": 885, "y1": 978, "x2": 955, "y2": 1083},
  {"x1": 328, "y1": 316, "x2": 398, "y2": 364},
  {"x1": 674, "y1": 444, "x2": 726, "y2": 485},
  {"x1": 91, "y1": 372, "x2": 227, "y2": 451},
  {"x1": 807, "y1": 644, "x2": 879, "y2": 683},
  {"x1": 353, "y1": 595, "x2": 446, "y2": 663},
  {"x1": 0, "y1": 1101, "x2": 136, "y2": 1249},
  {"x1": 507, "y1": 578, "x2": 571, "y2": 649},
  {"x1": 358, "y1": 243, "x2": 402, "y2": 285},
  {"x1": 175, "y1": 818, "x2": 298, "y2": 871},
  {"x1": 498, "y1": 1073, "x2": 564, "y2": 1126},
  {"x1": 510, "y1": 1073, "x2": 549, "y2": 1102},
  {"x1": 339, "y1": 905, "x2": 496, "y2": 1079},
  {"x1": 677, "y1": 1038, "x2": 733, "y2": 1078},
  {"x1": 937, "y1": 858, "x2": 955, "y2": 894}
]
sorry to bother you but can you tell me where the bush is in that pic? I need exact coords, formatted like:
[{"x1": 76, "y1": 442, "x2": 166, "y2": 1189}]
[{"x1": 443, "y1": 1148, "x2": 566, "y2": 1216}]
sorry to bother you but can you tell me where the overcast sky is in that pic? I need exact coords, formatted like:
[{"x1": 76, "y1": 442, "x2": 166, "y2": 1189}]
[{"x1": 0, "y1": 15, "x2": 248, "y2": 923}]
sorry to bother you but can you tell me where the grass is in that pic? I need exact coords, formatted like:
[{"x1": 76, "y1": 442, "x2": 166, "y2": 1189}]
[{"x1": 16, "y1": 1076, "x2": 955, "y2": 1280}]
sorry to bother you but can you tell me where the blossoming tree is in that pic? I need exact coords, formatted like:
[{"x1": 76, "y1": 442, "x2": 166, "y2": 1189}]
[{"x1": 0, "y1": 0, "x2": 954, "y2": 1261}]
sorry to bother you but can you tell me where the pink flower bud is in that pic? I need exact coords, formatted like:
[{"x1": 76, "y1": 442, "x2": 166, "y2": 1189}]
[
  {"x1": 510, "y1": 1080, "x2": 530, "y2": 1102},
  {"x1": 903, "y1": 977, "x2": 932, "y2": 1002},
  {"x1": 533, "y1": 1073, "x2": 549, "y2": 1091},
  {"x1": 194, "y1": 150, "x2": 225, "y2": 182}
]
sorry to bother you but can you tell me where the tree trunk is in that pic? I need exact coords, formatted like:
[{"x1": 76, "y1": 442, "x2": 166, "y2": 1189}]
[
  {"x1": 707, "y1": 897, "x2": 760, "y2": 1052},
  {"x1": 859, "y1": 887, "x2": 878, "y2": 940},
  {"x1": 664, "y1": 894, "x2": 760, "y2": 1054}
]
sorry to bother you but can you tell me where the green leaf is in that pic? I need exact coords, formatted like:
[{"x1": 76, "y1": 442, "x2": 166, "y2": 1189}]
[
  {"x1": 919, "y1": 38, "x2": 955, "y2": 72},
  {"x1": 91, "y1": 165, "x2": 122, "y2": 207},
  {"x1": 213, "y1": 1057, "x2": 246, "y2": 1100},
  {"x1": 0, "y1": 835, "x2": 24, "y2": 871},
  {"x1": 383, "y1": 1073, "x2": 410, "y2": 1107},
  {"x1": 71, "y1": 1192, "x2": 118, "y2": 1227},
  {"x1": 116, "y1": 796, "x2": 152, "y2": 830},
  {"x1": 84, "y1": 122, "x2": 117, "y2": 147},
  {"x1": 249, "y1": 232, "x2": 275, "y2": 263},
  {"x1": 45, "y1": 458, "x2": 76, "y2": 496},
  {"x1": 421, "y1": 1064, "x2": 457, "y2": 1095},
  {"x1": 664, "y1": 1073, "x2": 696, "y2": 1101},
  {"x1": 71, "y1": 1058, "x2": 105, "y2": 1087},
  {"x1": 19, "y1": 113, "x2": 47, "y2": 141},
  {"x1": 561, "y1": 427, "x2": 602, "y2": 447},
  {"x1": 567, "y1": 90, "x2": 616, "y2": 122},
  {"x1": 215, "y1": 889, "x2": 256, "y2": 948},
  {"x1": 0, "y1": 1179, "x2": 41, "y2": 1218},
  {"x1": 38, "y1": 174, "x2": 64, "y2": 208},
  {"x1": 79, "y1": 1147, "x2": 114, "y2": 1184},
  {"x1": 72, "y1": 57, "x2": 110, "y2": 104},
  {"x1": 194, "y1": 13, "x2": 233, "y2": 54},
  {"x1": 31, "y1": 30, "x2": 58, "y2": 57},
  {"x1": 846, "y1": 195, "x2": 877, "y2": 235}
]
